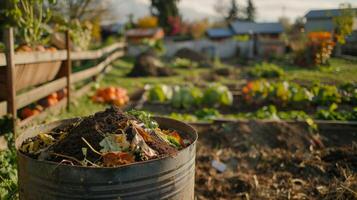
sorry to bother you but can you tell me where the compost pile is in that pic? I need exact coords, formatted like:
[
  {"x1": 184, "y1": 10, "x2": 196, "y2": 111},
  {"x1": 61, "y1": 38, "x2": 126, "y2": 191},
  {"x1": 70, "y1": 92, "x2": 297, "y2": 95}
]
[
  {"x1": 20, "y1": 107, "x2": 191, "y2": 167},
  {"x1": 195, "y1": 121, "x2": 357, "y2": 200}
]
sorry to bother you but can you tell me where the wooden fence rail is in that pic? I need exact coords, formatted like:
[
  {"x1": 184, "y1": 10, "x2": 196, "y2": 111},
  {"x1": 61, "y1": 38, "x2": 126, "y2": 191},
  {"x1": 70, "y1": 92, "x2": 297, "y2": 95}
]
[{"x1": 0, "y1": 28, "x2": 126, "y2": 134}]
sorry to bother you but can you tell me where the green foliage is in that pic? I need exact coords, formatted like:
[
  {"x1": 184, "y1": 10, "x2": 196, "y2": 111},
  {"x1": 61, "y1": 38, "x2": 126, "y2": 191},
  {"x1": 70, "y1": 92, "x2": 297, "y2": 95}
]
[
  {"x1": 243, "y1": 80, "x2": 313, "y2": 105},
  {"x1": 316, "y1": 104, "x2": 357, "y2": 121},
  {"x1": 246, "y1": 0, "x2": 256, "y2": 22},
  {"x1": 243, "y1": 80, "x2": 349, "y2": 106},
  {"x1": 202, "y1": 84, "x2": 233, "y2": 107},
  {"x1": 339, "y1": 82, "x2": 357, "y2": 105},
  {"x1": 333, "y1": 4, "x2": 356, "y2": 44},
  {"x1": 169, "y1": 113, "x2": 197, "y2": 122},
  {"x1": 150, "y1": 0, "x2": 180, "y2": 33},
  {"x1": 226, "y1": 0, "x2": 239, "y2": 22},
  {"x1": 141, "y1": 39, "x2": 165, "y2": 55},
  {"x1": 171, "y1": 58, "x2": 198, "y2": 68},
  {"x1": 127, "y1": 110, "x2": 159, "y2": 129},
  {"x1": 171, "y1": 86, "x2": 203, "y2": 109},
  {"x1": 311, "y1": 84, "x2": 341, "y2": 105},
  {"x1": 57, "y1": 20, "x2": 92, "y2": 50},
  {"x1": 248, "y1": 62, "x2": 285, "y2": 78},
  {"x1": 147, "y1": 84, "x2": 172, "y2": 103},
  {"x1": 6, "y1": 0, "x2": 55, "y2": 46},
  {"x1": 147, "y1": 84, "x2": 232, "y2": 108},
  {"x1": 233, "y1": 105, "x2": 311, "y2": 121},
  {"x1": 194, "y1": 108, "x2": 221, "y2": 121},
  {"x1": 0, "y1": 134, "x2": 18, "y2": 200}
]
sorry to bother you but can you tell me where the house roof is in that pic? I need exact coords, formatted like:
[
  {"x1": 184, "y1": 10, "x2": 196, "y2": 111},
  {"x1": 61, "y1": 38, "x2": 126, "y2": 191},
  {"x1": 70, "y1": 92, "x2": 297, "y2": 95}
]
[
  {"x1": 206, "y1": 28, "x2": 233, "y2": 38},
  {"x1": 305, "y1": 8, "x2": 357, "y2": 19},
  {"x1": 230, "y1": 21, "x2": 284, "y2": 34}
]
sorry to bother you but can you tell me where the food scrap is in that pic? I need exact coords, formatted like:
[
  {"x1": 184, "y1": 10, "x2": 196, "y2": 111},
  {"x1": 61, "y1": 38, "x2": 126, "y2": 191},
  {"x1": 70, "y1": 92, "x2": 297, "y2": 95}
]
[{"x1": 20, "y1": 107, "x2": 191, "y2": 167}]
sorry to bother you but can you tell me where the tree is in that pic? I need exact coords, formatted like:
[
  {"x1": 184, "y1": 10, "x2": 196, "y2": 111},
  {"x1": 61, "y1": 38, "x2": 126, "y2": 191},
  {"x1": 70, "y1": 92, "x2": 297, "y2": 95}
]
[
  {"x1": 246, "y1": 0, "x2": 256, "y2": 22},
  {"x1": 49, "y1": 0, "x2": 113, "y2": 23},
  {"x1": 150, "y1": 0, "x2": 180, "y2": 33},
  {"x1": 226, "y1": 0, "x2": 239, "y2": 22},
  {"x1": 333, "y1": 3, "x2": 356, "y2": 44}
]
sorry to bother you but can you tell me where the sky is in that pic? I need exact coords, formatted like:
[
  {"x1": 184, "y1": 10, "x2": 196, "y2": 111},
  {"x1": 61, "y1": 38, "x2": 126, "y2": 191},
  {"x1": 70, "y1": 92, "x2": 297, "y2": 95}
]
[{"x1": 112, "y1": 0, "x2": 357, "y2": 23}]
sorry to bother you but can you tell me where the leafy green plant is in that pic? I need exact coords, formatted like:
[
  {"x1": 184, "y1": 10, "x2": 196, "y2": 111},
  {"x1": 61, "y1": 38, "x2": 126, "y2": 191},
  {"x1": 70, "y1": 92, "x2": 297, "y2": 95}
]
[
  {"x1": 169, "y1": 113, "x2": 197, "y2": 122},
  {"x1": 146, "y1": 84, "x2": 232, "y2": 108},
  {"x1": 194, "y1": 108, "x2": 221, "y2": 121},
  {"x1": 146, "y1": 84, "x2": 172, "y2": 103},
  {"x1": 311, "y1": 84, "x2": 341, "y2": 105},
  {"x1": 202, "y1": 84, "x2": 233, "y2": 107},
  {"x1": 316, "y1": 104, "x2": 357, "y2": 121},
  {"x1": 56, "y1": 19, "x2": 92, "y2": 50},
  {"x1": 248, "y1": 62, "x2": 284, "y2": 78},
  {"x1": 339, "y1": 82, "x2": 357, "y2": 105},
  {"x1": 127, "y1": 110, "x2": 159, "y2": 129},
  {"x1": 171, "y1": 86, "x2": 202, "y2": 109},
  {"x1": 7, "y1": 0, "x2": 55, "y2": 47},
  {"x1": 0, "y1": 133, "x2": 18, "y2": 200}
]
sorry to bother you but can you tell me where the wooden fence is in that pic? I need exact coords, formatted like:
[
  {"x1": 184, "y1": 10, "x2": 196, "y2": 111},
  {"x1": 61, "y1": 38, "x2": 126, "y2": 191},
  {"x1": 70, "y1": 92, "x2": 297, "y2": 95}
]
[{"x1": 0, "y1": 28, "x2": 126, "y2": 134}]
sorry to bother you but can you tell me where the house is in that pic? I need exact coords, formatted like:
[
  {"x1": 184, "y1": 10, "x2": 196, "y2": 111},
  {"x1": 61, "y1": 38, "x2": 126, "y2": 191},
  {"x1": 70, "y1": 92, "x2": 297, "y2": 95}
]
[
  {"x1": 305, "y1": 8, "x2": 357, "y2": 56},
  {"x1": 305, "y1": 8, "x2": 357, "y2": 33},
  {"x1": 229, "y1": 21, "x2": 284, "y2": 39},
  {"x1": 205, "y1": 21, "x2": 285, "y2": 57},
  {"x1": 229, "y1": 21, "x2": 285, "y2": 57},
  {"x1": 125, "y1": 28, "x2": 164, "y2": 43}
]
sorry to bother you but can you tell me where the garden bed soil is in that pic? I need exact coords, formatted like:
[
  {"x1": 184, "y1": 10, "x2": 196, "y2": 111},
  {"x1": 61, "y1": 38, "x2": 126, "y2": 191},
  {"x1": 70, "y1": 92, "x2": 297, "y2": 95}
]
[{"x1": 194, "y1": 121, "x2": 357, "y2": 200}]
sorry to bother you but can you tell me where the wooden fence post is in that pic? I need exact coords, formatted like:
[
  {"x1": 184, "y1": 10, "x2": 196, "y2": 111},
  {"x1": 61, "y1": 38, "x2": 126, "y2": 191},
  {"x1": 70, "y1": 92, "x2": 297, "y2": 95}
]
[
  {"x1": 4, "y1": 28, "x2": 17, "y2": 134},
  {"x1": 65, "y1": 31, "x2": 72, "y2": 111}
]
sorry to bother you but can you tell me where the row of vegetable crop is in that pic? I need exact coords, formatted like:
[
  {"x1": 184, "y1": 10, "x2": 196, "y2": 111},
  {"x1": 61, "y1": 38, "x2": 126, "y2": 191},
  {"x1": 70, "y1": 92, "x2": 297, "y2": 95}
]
[
  {"x1": 242, "y1": 80, "x2": 357, "y2": 106},
  {"x1": 146, "y1": 83, "x2": 233, "y2": 109},
  {"x1": 167, "y1": 104, "x2": 357, "y2": 123}
]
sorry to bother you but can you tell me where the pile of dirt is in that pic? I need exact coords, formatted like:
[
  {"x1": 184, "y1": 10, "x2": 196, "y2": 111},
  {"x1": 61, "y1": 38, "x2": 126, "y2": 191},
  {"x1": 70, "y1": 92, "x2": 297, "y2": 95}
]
[
  {"x1": 195, "y1": 121, "x2": 357, "y2": 200},
  {"x1": 174, "y1": 48, "x2": 213, "y2": 68},
  {"x1": 20, "y1": 107, "x2": 189, "y2": 167},
  {"x1": 128, "y1": 51, "x2": 175, "y2": 77}
]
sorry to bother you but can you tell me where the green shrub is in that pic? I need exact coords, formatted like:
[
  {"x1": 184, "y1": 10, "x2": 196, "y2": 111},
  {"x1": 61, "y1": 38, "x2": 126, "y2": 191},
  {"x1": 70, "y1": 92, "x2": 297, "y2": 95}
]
[
  {"x1": 171, "y1": 86, "x2": 202, "y2": 109},
  {"x1": 248, "y1": 62, "x2": 285, "y2": 78},
  {"x1": 202, "y1": 84, "x2": 233, "y2": 107},
  {"x1": 0, "y1": 133, "x2": 18, "y2": 200},
  {"x1": 170, "y1": 58, "x2": 198, "y2": 68}
]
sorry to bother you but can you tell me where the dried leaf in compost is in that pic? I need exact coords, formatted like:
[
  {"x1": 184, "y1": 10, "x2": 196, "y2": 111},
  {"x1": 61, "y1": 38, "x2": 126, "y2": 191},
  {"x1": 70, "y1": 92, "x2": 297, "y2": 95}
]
[
  {"x1": 103, "y1": 152, "x2": 135, "y2": 167},
  {"x1": 131, "y1": 128, "x2": 157, "y2": 159},
  {"x1": 134, "y1": 125, "x2": 153, "y2": 142}
]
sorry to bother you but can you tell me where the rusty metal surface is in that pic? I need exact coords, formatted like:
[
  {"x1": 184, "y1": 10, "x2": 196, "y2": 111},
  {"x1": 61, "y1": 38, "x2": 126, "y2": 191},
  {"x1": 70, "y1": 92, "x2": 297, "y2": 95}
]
[{"x1": 17, "y1": 117, "x2": 197, "y2": 200}]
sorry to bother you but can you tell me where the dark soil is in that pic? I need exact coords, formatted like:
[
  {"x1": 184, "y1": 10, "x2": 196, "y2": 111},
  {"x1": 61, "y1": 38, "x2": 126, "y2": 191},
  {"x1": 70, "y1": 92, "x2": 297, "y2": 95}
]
[
  {"x1": 194, "y1": 121, "x2": 357, "y2": 200},
  {"x1": 128, "y1": 51, "x2": 175, "y2": 77},
  {"x1": 51, "y1": 107, "x2": 133, "y2": 162}
]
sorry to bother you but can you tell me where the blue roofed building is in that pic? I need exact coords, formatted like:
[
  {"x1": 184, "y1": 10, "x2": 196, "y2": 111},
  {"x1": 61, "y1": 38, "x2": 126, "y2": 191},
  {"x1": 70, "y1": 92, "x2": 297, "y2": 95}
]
[
  {"x1": 305, "y1": 8, "x2": 357, "y2": 33},
  {"x1": 205, "y1": 21, "x2": 285, "y2": 57},
  {"x1": 229, "y1": 21, "x2": 284, "y2": 37},
  {"x1": 305, "y1": 8, "x2": 357, "y2": 56}
]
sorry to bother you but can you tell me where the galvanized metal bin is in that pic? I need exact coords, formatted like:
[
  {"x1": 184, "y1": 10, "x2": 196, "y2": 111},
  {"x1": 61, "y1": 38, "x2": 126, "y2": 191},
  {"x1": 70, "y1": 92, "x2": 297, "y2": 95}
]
[{"x1": 16, "y1": 117, "x2": 197, "y2": 200}]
